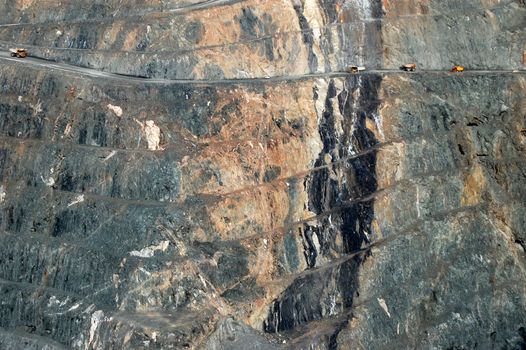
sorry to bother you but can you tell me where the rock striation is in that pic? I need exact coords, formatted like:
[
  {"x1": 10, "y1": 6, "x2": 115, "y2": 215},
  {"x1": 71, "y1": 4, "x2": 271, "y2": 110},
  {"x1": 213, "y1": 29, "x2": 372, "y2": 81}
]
[{"x1": 0, "y1": 0, "x2": 525, "y2": 349}]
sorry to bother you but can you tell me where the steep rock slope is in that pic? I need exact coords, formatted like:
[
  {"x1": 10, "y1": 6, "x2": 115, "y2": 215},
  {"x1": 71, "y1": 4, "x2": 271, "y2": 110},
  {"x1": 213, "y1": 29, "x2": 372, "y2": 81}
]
[{"x1": 0, "y1": 0, "x2": 525, "y2": 349}]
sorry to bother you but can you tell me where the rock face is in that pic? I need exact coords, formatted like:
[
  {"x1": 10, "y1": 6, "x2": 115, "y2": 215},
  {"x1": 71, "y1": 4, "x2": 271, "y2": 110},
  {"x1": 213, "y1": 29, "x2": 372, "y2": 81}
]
[{"x1": 0, "y1": 0, "x2": 525, "y2": 349}]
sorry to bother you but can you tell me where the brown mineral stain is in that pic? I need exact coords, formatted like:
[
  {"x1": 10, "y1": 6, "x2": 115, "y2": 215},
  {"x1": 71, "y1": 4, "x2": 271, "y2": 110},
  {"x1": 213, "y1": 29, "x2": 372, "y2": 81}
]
[
  {"x1": 15, "y1": 143, "x2": 27, "y2": 157},
  {"x1": 375, "y1": 143, "x2": 404, "y2": 189},
  {"x1": 461, "y1": 164, "x2": 486, "y2": 206},
  {"x1": 365, "y1": 118, "x2": 377, "y2": 135},
  {"x1": 103, "y1": 21, "x2": 125, "y2": 50},
  {"x1": 16, "y1": 0, "x2": 36, "y2": 11},
  {"x1": 182, "y1": 82, "x2": 319, "y2": 197},
  {"x1": 192, "y1": 31, "x2": 311, "y2": 79},
  {"x1": 189, "y1": 0, "x2": 299, "y2": 48},
  {"x1": 199, "y1": 101, "x2": 319, "y2": 236},
  {"x1": 122, "y1": 28, "x2": 140, "y2": 50},
  {"x1": 374, "y1": 196, "x2": 395, "y2": 229},
  {"x1": 371, "y1": 219, "x2": 383, "y2": 239}
]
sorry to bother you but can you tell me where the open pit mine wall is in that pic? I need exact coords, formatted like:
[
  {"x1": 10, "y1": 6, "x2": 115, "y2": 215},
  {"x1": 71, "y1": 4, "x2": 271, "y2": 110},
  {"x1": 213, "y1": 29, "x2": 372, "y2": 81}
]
[
  {"x1": 0, "y1": 0, "x2": 525, "y2": 349},
  {"x1": 0, "y1": 0, "x2": 524, "y2": 79}
]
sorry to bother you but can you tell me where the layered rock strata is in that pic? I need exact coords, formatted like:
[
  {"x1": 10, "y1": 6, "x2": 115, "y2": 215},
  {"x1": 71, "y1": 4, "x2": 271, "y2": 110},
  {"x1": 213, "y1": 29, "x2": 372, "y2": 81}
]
[{"x1": 0, "y1": 0, "x2": 525, "y2": 349}]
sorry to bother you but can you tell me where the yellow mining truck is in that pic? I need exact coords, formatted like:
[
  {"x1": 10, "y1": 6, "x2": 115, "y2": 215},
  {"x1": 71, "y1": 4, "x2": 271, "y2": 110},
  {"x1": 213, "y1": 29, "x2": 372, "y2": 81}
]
[
  {"x1": 400, "y1": 63, "x2": 417, "y2": 72},
  {"x1": 346, "y1": 65, "x2": 366, "y2": 73},
  {"x1": 451, "y1": 65, "x2": 465, "y2": 72},
  {"x1": 9, "y1": 48, "x2": 28, "y2": 58}
]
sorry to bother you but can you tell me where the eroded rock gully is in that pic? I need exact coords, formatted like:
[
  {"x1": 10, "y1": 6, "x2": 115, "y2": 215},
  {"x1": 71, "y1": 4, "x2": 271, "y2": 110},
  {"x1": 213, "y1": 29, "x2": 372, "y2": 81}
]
[{"x1": 0, "y1": 0, "x2": 525, "y2": 349}]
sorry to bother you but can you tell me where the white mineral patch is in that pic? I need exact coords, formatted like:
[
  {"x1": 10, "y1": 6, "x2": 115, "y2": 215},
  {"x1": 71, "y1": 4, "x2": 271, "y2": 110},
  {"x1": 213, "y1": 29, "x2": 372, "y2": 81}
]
[
  {"x1": 47, "y1": 296, "x2": 60, "y2": 307},
  {"x1": 107, "y1": 104, "x2": 123, "y2": 117},
  {"x1": 144, "y1": 120, "x2": 161, "y2": 150},
  {"x1": 138, "y1": 267, "x2": 151, "y2": 276},
  {"x1": 129, "y1": 240, "x2": 170, "y2": 258},
  {"x1": 328, "y1": 294, "x2": 337, "y2": 315},
  {"x1": 236, "y1": 70, "x2": 250, "y2": 78},
  {"x1": 30, "y1": 100, "x2": 43, "y2": 115},
  {"x1": 345, "y1": 0, "x2": 372, "y2": 18},
  {"x1": 67, "y1": 303, "x2": 80, "y2": 312},
  {"x1": 0, "y1": 185, "x2": 5, "y2": 203},
  {"x1": 41, "y1": 176, "x2": 55, "y2": 187},
  {"x1": 63, "y1": 123, "x2": 72, "y2": 137},
  {"x1": 378, "y1": 298, "x2": 391, "y2": 318},
  {"x1": 198, "y1": 274, "x2": 207, "y2": 288},
  {"x1": 103, "y1": 150, "x2": 117, "y2": 161},
  {"x1": 67, "y1": 194, "x2": 85, "y2": 207},
  {"x1": 88, "y1": 310, "x2": 107, "y2": 349},
  {"x1": 373, "y1": 112, "x2": 385, "y2": 139},
  {"x1": 303, "y1": 0, "x2": 322, "y2": 28},
  {"x1": 135, "y1": 119, "x2": 162, "y2": 150},
  {"x1": 112, "y1": 274, "x2": 120, "y2": 288},
  {"x1": 83, "y1": 304, "x2": 95, "y2": 314}
]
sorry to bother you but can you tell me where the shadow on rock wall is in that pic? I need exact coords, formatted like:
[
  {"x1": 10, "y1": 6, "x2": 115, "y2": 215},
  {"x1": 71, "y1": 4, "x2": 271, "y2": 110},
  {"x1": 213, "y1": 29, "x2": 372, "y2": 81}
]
[{"x1": 264, "y1": 74, "x2": 382, "y2": 334}]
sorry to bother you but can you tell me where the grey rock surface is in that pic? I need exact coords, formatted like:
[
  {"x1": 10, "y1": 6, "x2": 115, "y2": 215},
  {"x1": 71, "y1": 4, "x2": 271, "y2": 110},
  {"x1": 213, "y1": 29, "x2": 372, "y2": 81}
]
[
  {"x1": 0, "y1": 0, "x2": 524, "y2": 349},
  {"x1": 203, "y1": 318, "x2": 281, "y2": 350}
]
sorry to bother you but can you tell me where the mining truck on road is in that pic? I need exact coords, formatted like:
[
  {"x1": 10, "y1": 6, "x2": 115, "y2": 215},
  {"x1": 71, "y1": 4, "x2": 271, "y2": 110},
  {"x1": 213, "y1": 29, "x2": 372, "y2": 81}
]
[
  {"x1": 451, "y1": 65, "x2": 465, "y2": 72},
  {"x1": 346, "y1": 65, "x2": 366, "y2": 73},
  {"x1": 9, "y1": 48, "x2": 28, "y2": 58},
  {"x1": 400, "y1": 63, "x2": 417, "y2": 71}
]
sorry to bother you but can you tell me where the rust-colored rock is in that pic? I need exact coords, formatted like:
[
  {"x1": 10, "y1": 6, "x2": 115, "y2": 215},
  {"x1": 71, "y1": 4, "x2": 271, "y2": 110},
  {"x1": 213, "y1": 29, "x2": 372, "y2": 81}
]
[{"x1": 0, "y1": 1, "x2": 525, "y2": 349}]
